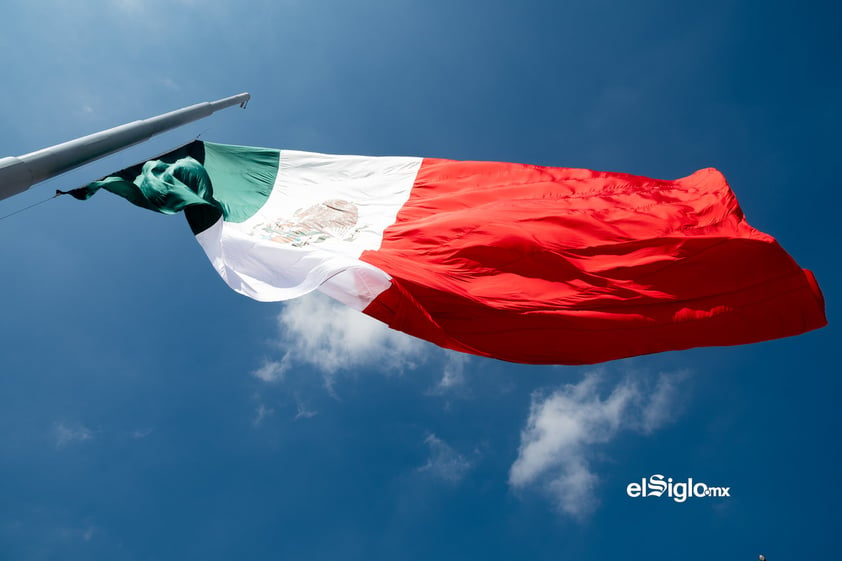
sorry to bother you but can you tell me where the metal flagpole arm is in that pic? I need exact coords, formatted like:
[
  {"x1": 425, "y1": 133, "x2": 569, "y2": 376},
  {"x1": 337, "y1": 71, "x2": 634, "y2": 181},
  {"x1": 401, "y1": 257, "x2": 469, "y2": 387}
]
[{"x1": 0, "y1": 92, "x2": 251, "y2": 202}]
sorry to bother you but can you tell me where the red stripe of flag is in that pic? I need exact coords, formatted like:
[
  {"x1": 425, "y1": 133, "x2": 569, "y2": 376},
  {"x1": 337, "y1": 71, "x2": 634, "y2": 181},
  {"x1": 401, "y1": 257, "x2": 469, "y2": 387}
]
[{"x1": 361, "y1": 158, "x2": 826, "y2": 364}]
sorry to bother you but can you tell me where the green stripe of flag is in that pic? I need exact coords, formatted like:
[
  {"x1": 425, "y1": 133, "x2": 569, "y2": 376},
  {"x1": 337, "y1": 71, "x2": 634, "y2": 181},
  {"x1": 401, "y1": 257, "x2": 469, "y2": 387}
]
[{"x1": 76, "y1": 141, "x2": 279, "y2": 234}]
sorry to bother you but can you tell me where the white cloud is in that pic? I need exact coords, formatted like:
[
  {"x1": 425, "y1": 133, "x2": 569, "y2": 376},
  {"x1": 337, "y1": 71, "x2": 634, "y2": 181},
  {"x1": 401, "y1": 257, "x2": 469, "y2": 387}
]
[
  {"x1": 254, "y1": 292, "x2": 485, "y2": 398},
  {"x1": 54, "y1": 422, "x2": 94, "y2": 448},
  {"x1": 252, "y1": 360, "x2": 286, "y2": 383},
  {"x1": 282, "y1": 292, "x2": 425, "y2": 372},
  {"x1": 635, "y1": 372, "x2": 687, "y2": 434},
  {"x1": 293, "y1": 400, "x2": 318, "y2": 421},
  {"x1": 418, "y1": 433, "x2": 473, "y2": 484},
  {"x1": 431, "y1": 353, "x2": 469, "y2": 394},
  {"x1": 509, "y1": 371, "x2": 688, "y2": 519},
  {"x1": 253, "y1": 403, "x2": 275, "y2": 427},
  {"x1": 256, "y1": 292, "x2": 428, "y2": 389}
]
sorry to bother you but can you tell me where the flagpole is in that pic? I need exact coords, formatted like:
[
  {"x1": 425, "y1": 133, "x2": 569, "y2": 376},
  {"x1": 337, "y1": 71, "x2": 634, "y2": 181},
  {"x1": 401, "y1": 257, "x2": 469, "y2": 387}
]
[{"x1": 0, "y1": 92, "x2": 251, "y2": 202}]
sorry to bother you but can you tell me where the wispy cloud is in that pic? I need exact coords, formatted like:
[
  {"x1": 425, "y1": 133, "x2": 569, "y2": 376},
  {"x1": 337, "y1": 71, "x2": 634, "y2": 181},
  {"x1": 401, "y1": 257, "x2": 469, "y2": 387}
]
[
  {"x1": 509, "y1": 371, "x2": 688, "y2": 520},
  {"x1": 253, "y1": 403, "x2": 275, "y2": 427},
  {"x1": 417, "y1": 433, "x2": 473, "y2": 484},
  {"x1": 253, "y1": 360, "x2": 286, "y2": 383},
  {"x1": 54, "y1": 422, "x2": 94, "y2": 448},
  {"x1": 280, "y1": 292, "x2": 425, "y2": 373},
  {"x1": 255, "y1": 292, "x2": 442, "y2": 391},
  {"x1": 429, "y1": 353, "x2": 470, "y2": 394},
  {"x1": 293, "y1": 399, "x2": 318, "y2": 421},
  {"x1": 157, "y1": 76, "x2": 181, "y2": 91},
  {"x1": 130, "y1": 428, "x2": 153, "y2": 440},
  {"x1": 57, "y1": 520, "x2": 100, "y2": 543}
]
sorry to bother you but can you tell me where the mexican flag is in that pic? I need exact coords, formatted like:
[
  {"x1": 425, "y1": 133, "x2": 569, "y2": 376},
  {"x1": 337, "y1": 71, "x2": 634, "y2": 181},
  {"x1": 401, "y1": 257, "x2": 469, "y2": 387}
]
[{"x1": 70, "y1": 140, "x2": 826, "y2": 364}]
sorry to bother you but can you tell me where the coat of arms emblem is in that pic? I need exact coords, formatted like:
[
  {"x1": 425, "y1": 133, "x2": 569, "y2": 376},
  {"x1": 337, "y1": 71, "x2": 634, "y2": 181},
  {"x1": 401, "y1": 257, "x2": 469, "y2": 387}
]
[{"x1": 251, "y1": 199, "x2": 362, "y2": 247}]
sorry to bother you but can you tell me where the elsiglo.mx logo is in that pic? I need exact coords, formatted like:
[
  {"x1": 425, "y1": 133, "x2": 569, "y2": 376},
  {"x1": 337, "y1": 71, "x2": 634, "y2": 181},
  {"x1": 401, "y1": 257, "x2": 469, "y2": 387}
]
[{"x1": 626, "y1": 474, "x2": 731, "y2": 503}]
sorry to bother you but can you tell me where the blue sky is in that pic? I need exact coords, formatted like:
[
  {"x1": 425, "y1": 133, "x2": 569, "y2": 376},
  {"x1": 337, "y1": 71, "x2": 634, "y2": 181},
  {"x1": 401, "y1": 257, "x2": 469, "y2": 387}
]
[{"x1": 0, "y1": 0, "x2": 839, "y2": 559}]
